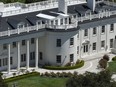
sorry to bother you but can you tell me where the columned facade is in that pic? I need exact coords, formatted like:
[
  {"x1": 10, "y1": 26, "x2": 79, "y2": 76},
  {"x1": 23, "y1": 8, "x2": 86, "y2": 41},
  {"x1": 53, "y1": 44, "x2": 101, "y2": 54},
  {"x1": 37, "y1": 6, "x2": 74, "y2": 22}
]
[
  {"x1": 35, "y1": 38, "x2": 39, "y2": 68},
  {"x1": 26, "y1": 40, "x2": 30, "y2": 69},
  {"x1": 8, "y1": 44, "x2": 11, "y2": 73},
  {"x1": 17, "y1": 42, "x2": 20, "y2": 71}
]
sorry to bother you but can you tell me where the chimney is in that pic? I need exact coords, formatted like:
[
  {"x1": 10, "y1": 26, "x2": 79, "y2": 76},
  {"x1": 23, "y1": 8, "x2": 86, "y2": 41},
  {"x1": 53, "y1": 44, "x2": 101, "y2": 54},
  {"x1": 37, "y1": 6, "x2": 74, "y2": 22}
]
[
  {"x1": 87, "y1": 0, "x2": 96, "y2": 12},
  {"x1": 58, "y1": 0, "x2": 67, "y2": 14}
]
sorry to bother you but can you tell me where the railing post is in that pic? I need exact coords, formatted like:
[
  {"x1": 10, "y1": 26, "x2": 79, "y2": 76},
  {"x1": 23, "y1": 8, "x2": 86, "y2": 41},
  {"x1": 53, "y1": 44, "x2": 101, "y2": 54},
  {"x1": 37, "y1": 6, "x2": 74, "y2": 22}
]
[
  {"x1": 8, "y1": 27, "x2": 10, "y2": 36},
  {"x1": 17, "y1": 28, "x2": 20, "y2": 34}
]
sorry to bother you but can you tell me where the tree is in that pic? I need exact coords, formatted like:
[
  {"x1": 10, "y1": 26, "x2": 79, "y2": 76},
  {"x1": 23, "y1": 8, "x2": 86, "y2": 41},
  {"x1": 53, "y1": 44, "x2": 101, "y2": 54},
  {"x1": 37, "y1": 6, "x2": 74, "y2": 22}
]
[
  {"x1": 103, "y1": 54, "x2": 109, "y2": 61},
  {"x1": 99, "y1": 59, "x2": 107, "y2": 69},
  {"x1": 0, "y1": 72, "x2": 8, "y2": 87},
  {"x1": 66, "y1": 70, "x2": 116, "y2": 87}
]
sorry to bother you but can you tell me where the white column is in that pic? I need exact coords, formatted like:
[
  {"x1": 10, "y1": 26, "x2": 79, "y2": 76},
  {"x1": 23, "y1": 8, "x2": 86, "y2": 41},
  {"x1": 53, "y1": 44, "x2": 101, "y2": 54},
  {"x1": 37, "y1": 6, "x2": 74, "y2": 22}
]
[
  {"x1": 35, "y1": 38, "x2": 39, "y2": 68},
  {"x1": 8, "y1": 44, "x2": 10, "y2": 73},
  {"x1": 17, "y1": 42, "x2": 20, "y2": 71},
  {"x1": 26, "y1": 40, "x2": 30, "y2": 69}
]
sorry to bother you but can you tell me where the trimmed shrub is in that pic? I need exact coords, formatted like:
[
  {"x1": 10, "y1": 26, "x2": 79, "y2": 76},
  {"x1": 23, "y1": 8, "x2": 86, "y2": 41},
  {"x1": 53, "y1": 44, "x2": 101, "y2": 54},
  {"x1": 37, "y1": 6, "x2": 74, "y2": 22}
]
[
  {"x1": 112, "y1": 56, "x2": 116, "y2": 61},
  {"x1": 43, "y1": 60, "x2": 84, "y2": 70},
  {"x1": 4, "y1": 72, "x2": 40, "y2": 83},
  {"x1": 103, "y1": 54, "x2": 109, "y2": 61}
]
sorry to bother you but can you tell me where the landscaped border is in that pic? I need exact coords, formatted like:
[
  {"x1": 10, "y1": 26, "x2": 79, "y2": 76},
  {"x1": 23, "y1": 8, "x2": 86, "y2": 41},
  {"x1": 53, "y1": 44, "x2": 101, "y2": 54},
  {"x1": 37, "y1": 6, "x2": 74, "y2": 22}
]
[
  {"x1": 43, "y1": 60, "x2": 84, "y2": 70},
  {"x1": 4, "y1": 72, "x2": 40, "y2": 83}
]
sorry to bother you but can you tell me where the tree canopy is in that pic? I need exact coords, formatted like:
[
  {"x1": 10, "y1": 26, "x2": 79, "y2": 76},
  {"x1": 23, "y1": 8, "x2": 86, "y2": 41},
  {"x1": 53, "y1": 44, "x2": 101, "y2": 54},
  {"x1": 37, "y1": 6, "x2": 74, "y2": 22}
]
[{"x1": 66, "y1": 70, "x2": 116, "y2": 87}]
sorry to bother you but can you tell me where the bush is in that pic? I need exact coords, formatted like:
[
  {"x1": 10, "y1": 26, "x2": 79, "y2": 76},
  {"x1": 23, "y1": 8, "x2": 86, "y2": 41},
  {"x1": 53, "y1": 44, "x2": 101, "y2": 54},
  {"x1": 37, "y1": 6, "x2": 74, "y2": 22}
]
[
  {"x1": 99, "y1": 59, "x2": 107, "y2": 69},
  {"x1": 43, "y1": 60, "x2": 84, "y2": 70},
  {"x1": 103, "y1": 54, "x2": 109, "y2": 61},
  {"x1": 112, "y1": 56, "x2": 116, "y2": 61},
  {"x1": 4, "y1": 72, "x2": 40, "y2": 83}
]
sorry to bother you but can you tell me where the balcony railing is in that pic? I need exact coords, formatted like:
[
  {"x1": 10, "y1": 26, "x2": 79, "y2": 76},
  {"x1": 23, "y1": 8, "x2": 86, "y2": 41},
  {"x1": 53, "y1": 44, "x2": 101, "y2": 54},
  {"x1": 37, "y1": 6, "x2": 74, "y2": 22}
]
[{"x1": 1, "y1": 0, "x2": 86, "y2": 17}]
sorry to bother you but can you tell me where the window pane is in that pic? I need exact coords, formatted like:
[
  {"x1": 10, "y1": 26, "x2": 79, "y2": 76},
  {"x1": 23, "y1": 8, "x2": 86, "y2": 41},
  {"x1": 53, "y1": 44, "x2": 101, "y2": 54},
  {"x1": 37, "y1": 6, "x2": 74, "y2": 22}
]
[{"x1": 56, "y1": 55, "x2": 61, "y2": 63}]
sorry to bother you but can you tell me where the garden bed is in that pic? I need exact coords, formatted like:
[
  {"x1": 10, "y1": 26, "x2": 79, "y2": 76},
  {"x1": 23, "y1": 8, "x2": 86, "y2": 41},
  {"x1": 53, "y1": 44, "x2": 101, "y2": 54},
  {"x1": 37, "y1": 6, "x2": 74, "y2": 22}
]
[{"x1": 43, "y1": 60, "x2": 84, "y2": 70}]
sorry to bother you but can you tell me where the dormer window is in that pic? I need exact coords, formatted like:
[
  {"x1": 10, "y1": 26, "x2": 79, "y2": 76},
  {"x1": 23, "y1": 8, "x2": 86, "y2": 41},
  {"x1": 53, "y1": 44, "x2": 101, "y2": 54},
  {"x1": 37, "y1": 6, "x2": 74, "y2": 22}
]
[{"x1": 17, "y1": 22, "x2": 25, "y2": 29}]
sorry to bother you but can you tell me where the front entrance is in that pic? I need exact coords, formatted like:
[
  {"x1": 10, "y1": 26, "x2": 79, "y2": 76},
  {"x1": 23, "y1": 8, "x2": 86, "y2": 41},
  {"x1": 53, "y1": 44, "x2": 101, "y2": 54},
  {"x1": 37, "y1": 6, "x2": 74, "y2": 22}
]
[{"x1": 83, "y1": 44, "x2": 89, "y2": 55}]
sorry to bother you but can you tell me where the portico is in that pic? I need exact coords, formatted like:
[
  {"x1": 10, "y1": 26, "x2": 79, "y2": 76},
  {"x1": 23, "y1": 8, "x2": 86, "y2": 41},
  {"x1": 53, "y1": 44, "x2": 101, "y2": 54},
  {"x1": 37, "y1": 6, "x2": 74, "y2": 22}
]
[{"x1": 6, "y1": 37, "x2": 39, "y2": 73}]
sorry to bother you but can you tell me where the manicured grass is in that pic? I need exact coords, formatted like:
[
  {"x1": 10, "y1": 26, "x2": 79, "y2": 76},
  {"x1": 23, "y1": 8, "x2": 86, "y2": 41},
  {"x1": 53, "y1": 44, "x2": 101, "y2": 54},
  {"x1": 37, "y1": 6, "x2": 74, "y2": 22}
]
[
  {"x1": 8, "y1": 76, "x2": 68, "y2": 87},
  {"x1": 108, "y1": 61, "x2": 116, "y2": 73}
]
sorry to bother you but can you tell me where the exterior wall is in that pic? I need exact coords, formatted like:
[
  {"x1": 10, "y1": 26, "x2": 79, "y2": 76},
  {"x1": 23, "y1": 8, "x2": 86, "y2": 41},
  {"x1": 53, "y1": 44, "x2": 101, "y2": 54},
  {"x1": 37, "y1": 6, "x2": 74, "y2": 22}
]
[
  {"x1": 44, "y1": 31, "x2": 78, "y2": 66},
  {"x1": 0, "y1": 21, "x2": 116, "y2": 71}
]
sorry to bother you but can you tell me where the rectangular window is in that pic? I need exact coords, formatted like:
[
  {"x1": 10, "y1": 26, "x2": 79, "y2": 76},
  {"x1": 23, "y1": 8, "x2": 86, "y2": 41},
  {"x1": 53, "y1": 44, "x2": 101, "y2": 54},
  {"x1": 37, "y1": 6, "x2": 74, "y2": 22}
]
[
  {"x1": 3, "y1": 44, "x2": 7, "y2": 50},
  {"x1": 101, "y1": 40, "x2": 105, "y2": 48},
  {"x1": 0, "y1": 59, "x2": 1, "y2": 67},
  {"x1": 77, "y1": 46, "x2": 79, "y2": 54},
  {"x1": 93, "y1": 27, "x2": 97, "y2": 35},
  {"x1": 31, "y1": 38, "x2": 35, "y2": 44},
  {"x1": 30, "y1": 52, "x2": 35, "y2": 60},
  {"x1": 39, "y1": 52, "x2": 43, "y2": 60},
  {"x1": 70, "y1": 54, "x2": 74, "y2": 62},
  {"x1": 84, "y1": 29, "x2": 88, "y2": 37},
  {"x1": 56, "y1": 55, "x2": 61, "y2": 63},
  {"x1": 83, "y1": 45, "x2": 88, "y2": 53},
  {"x1": 60, "y1": 19, "x2": 63, "y2": 25},
  {"x1": 110, "y1": 39, "x2": 113, "y2": 48},
  {"x1": 21, "y1": 54, "x2": 26, "y2": 62},
  {"x1": 22, "y1": 40, "x2": 26, "y2": 46},
  {"x1": 56, "y1": 39, "x2": 61, "y2": 47},
  {"x1": 110, "y1": 24, "x2": 114, "y2": 32},
  {"x1": 12, "y1": 42, "x2": 16, "y2": 48},
  {"x1": 10, "y1": 57, "x2": 13, "y2": 65},
  {"x1": 101, "y1": 26, "x2": 105, "y2": 33},
  {"x1": 65, "y1": 18, "x2": 67, "y2": 24},
  {"x1": 70, "y1": 38, "x2": 74, "y2": 45},
  {"x1": 21, "y1": 54, "x2": 23, "y2": 62},
  {"x1": 55, "y1": 20, "x2": 58, "y2": 25},
  {"x1": 93, "y1": 42, "x2": 96, "y2": 50}
]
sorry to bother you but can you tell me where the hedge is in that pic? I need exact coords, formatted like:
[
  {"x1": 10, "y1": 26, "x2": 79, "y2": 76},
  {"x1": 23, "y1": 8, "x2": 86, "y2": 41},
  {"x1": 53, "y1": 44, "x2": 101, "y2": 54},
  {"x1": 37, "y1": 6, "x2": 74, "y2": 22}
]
[
  {"x1": 112, "y1": 56, "x2": 116, "y2": 61},
  {"x1": 43, "y1": 61, "x2": 84, "y2": 70},
  {"x1": 4, "y1": 72, "x2": 40, "y2": 83}
]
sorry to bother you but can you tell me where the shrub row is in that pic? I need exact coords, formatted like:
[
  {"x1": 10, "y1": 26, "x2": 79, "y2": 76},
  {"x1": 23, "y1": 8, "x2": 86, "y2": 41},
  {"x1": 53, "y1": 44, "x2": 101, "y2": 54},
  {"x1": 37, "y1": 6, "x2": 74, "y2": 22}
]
[
  {"x1": 112, "y1": 56, "x2": 116, "y2": 61},
  {"x1": 43, "y1": 60, "x2": 84, "y2": 70},
  {"x1": 4, "y1": 72, "x2": 40, "y2": 83},
  {"x1": 40, "y1": 71, "x2": 78, "y2": 78}
]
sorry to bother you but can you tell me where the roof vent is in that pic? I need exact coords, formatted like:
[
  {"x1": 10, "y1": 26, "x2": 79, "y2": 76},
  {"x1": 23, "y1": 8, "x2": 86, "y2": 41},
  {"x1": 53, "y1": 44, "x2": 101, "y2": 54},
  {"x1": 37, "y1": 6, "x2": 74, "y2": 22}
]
[
  {"x1": 87, "y1": 0, "x2": 96, "y2": 11},
  {"x1": 58, "y1": 0, "x2": 67, "y2": 14}
]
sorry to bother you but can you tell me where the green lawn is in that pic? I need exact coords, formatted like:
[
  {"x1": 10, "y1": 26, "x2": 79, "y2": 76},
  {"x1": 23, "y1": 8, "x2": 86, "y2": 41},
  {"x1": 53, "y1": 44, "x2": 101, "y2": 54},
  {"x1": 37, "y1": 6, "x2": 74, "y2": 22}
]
[
  {"x1": 108, "y1": 61, "x2": 116, "y2": 73},
  {"x1": 8, "y1": 76, "x2": 68, "y2": 87}
]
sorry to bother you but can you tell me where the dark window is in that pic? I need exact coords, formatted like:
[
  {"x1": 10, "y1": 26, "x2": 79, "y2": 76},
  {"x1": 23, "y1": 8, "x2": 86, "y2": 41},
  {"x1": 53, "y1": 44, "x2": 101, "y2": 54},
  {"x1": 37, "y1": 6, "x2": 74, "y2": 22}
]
[
  {"x1": 77, "y1": 46, "x2": 79, "y2": 54},
  {"x1": 93, "y1": 27, "x2": 97, "y2": 35},
  {"x1": 84, "y1": 29, "x2": 88, "y2": 37},
  {"x1": 101, "y1": 41, "x2": 105, "y2": 48},
  {"x1": 39, "y1": 52, "x2": 43, "y2": 60},
  {"x1": 110, "y1": 24, "x2": 114, "y2": 31},
  {"x1": 70, "y1": 38, "x2": 74, "y2": 45},
  {"x1": 60, "y1": 19, "x2": 63, "y2": 25},
  {"x1": 0, "y1": 59, "x2": 1, "y2": 67},
  {"x1": 22, "y1": 40, "x2": 26, "y2": 46},
  {"x1": 3, "y1": 44, "x2": 7, "y2": 50},
  {"x1": 110, "y1": 39, "x2": 113, "y2": 48},
  {"x1": 70, "y1": 54, "x2": 74, "y2": 62},
  {"x1": 21, "y1": 54, "x2": 26, "y2": 62},
  {"x1": 56, "y1": 39, "x2": 61, "y2": 47},
  {"x1": 31, "y1": 38, "x2": 35, "y2": 44},
  {"x1": 56, "y1": 55, "x2": 61, "y2": 63},
  {"x1": 93, "y1": 42, "x2": 96, "y2": 50},
  {"x1": 10, "y1": 57, "x2": 13, "y2": 65},
  {"x1": 101, "y1": 26, "x2": 105, "y2": 33},
  {"x1": 30, "y1": 52, "x2": 35, "y2": 60},
  {"x1": 12, "y1": 42, "x2": 16, "y2": 48}
]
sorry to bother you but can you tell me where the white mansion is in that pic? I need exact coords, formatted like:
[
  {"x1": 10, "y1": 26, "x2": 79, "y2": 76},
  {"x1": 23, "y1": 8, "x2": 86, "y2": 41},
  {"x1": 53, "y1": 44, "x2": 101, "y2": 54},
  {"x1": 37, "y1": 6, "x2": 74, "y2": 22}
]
[{"x1": 0, "y1": 0, "x2": 116, "y2": 73}]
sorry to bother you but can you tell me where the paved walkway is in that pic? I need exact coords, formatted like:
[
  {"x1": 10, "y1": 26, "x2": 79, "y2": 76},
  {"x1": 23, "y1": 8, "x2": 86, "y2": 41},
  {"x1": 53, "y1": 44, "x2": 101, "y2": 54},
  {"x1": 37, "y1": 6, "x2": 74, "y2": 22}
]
[{"x1": 2, "y1": 52, "x2": 116, "y2": 79}]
